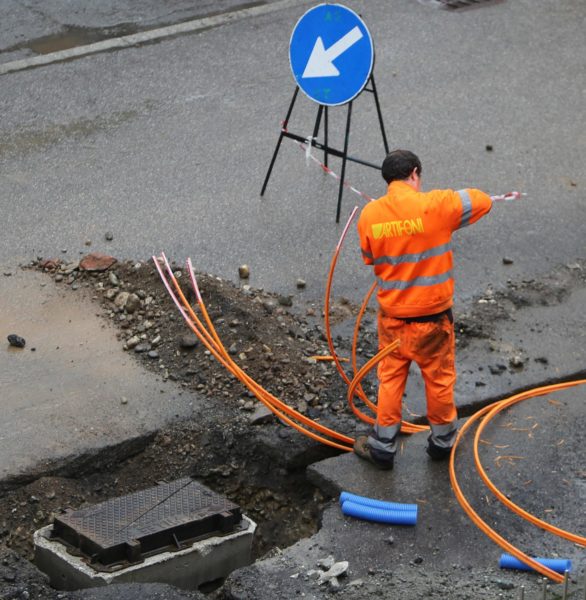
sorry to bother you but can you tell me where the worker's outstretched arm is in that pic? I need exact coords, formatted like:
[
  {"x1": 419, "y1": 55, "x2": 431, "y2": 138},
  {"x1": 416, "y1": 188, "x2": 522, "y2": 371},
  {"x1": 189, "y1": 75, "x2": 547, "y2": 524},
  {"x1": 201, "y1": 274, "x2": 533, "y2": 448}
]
[{"x1": 451, "y1": 188, "x2": 492, "y2": 230}]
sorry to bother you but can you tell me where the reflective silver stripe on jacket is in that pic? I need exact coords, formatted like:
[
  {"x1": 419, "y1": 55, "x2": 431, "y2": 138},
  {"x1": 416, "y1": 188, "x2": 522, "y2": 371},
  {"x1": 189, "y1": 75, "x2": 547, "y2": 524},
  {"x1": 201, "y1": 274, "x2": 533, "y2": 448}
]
[
  {"x1": 377, "y1": 269, "x2": 453, "y2": 291},
  {"x1": 372, "y1": 242, "x2": 452, "y2": 266},
  {"x1": 429, "y1": 422, "x2": 457, "y2": 449},
  {"x1": 362, "y1": 249, "x2": 373, "y2": 260},
  {"x1": 457, "y1": 189, "x2": 472, "y2": 228},
  {"x1": 368, "y1": 422, "x2": 401, "y2": 455}
]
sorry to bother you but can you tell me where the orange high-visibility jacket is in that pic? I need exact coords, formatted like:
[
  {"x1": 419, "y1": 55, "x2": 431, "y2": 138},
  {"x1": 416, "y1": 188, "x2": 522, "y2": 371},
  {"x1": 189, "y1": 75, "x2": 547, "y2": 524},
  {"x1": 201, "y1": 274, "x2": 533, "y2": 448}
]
[{"x1": 358, "y1": 180, "x2": 492, "y2": 318}]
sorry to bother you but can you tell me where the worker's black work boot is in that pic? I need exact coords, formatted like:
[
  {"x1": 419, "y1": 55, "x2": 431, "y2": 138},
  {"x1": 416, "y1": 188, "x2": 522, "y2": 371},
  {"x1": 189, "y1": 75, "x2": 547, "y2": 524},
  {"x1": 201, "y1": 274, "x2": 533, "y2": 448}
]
[
  {"x1": 426, "y1": 439, "x2": 452, "y2": 461},
  {"x1": 353, "y1": 436, "x2": 394, "y2": 470}
]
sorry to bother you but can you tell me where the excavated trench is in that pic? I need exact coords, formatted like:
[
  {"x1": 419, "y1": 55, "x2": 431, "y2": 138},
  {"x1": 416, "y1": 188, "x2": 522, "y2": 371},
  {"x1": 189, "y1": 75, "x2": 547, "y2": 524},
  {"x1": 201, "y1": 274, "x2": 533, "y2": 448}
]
[
  {"x1": 0, "y1": 257, "x2": 364, "y2": 596},
  {"x1": 0, "y1": 417, "x2": 340, "y2": 575}
]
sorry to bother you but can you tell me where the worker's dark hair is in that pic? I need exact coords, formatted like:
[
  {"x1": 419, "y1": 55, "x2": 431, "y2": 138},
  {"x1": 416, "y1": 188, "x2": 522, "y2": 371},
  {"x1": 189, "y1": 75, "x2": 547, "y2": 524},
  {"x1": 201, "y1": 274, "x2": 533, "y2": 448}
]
[{"x1": 381, "y1": 150, "x2": 422, "y2": 184}]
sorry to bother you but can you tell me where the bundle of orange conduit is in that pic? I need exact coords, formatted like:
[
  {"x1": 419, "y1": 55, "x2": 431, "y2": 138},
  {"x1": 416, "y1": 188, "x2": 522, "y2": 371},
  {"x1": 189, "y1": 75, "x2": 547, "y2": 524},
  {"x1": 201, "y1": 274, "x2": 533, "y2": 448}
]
[{"x1": 153, "y1": 252, "x2": 356, "y2": 452}]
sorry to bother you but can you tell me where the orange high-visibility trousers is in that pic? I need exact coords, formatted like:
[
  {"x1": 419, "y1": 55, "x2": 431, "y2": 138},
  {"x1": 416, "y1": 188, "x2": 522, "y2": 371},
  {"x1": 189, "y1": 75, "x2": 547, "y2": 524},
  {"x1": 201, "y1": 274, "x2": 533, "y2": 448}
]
[{"x1": 377, "y1": 310, "x2": 457, "y2": 429}]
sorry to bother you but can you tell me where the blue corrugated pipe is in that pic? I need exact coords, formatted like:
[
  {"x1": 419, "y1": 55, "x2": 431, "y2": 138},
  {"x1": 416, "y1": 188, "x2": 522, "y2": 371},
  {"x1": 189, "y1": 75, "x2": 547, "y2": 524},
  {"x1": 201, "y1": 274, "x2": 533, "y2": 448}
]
[
  {"x1": 499, "y1": 554, "x2": 571, "y2": 574},
  {"x1": 342, "y1": 500, "x2": 417, "y2": 525},
  {"x1": 339, "y1": 491, "x2": 417, "y2": 514}
]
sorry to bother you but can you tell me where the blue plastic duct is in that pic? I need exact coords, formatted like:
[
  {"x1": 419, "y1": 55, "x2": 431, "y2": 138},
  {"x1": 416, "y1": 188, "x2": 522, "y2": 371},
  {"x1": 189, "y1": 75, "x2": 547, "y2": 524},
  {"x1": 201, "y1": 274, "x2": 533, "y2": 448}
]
[
  {"x1": 499, "y1": 554, "x2": 571, "y2": 574},
  {"x1": 339, "y1": 491, "x2": 417, "y2": 513},
  {"x1": 341, "y1": 500, "x2": 417, "y2": 525}
]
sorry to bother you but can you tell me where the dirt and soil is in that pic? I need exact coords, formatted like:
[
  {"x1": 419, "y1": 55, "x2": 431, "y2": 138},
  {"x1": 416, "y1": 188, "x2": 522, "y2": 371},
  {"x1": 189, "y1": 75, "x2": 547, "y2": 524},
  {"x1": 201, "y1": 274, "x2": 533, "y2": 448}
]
[{"x1": 1, "y1": 254, "x2": 585, "y2": 599}]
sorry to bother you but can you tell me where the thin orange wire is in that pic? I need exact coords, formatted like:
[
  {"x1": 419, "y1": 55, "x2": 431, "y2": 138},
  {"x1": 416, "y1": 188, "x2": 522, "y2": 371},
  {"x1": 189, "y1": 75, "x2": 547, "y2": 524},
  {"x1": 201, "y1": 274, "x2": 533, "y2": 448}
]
[
  {"x1": 347, "y1": 340, "x2": 400, "y2": 412},
  {"x1": 350, "y1": 280, "x2": 378, "y2": 414},
  {"x1": 323, "y1": 207, "x2": 376, "y2": 424}
]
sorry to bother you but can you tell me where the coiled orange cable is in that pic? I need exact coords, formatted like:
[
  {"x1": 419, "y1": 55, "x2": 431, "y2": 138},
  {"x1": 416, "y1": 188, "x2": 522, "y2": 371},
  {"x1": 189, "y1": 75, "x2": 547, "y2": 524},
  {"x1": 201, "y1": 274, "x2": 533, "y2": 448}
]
[
  {"x1": 473, "y1": 382, "x2": 586, "y2": 546},
  {"x1": 323, "y1": 207, "x2": 427, "y2": 434},
  {"x1": 450, "y1": 379, "x2": 586, "y2": 583}
]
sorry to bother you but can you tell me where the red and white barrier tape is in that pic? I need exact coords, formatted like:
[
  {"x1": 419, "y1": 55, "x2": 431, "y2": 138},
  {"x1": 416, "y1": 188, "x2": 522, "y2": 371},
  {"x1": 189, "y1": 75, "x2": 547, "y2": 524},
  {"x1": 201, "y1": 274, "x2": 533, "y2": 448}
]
[
  {"x1": 297, "y1": 137, "x2": 374, "y2": 202},
  {"x1": 281, "y1": 124, "x2": 374, "y2": 203},
  {"x1": 490, "y1": 191, "x2": 526, "y2": 202},
  {"x1": 284, "y1": 125, "x2": 524, "y2": 206}
]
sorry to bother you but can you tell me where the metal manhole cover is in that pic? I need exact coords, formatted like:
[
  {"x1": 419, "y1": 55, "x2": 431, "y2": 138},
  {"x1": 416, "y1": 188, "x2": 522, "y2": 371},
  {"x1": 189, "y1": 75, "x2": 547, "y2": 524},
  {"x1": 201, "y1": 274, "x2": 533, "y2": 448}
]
[
  {"x1": 418, "y1": 0, "x2": 501, "y2": 9},
  {"x1": 50, "y1": 478, "x2": 243, "y2": 571}
]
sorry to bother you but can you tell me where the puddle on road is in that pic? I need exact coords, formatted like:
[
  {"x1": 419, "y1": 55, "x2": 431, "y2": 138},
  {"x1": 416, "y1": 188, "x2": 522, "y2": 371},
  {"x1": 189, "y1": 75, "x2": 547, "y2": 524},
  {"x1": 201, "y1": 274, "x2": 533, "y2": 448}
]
[
  {"x1": 2, "y1": 2, "x2": 270, "y2": 58},
  {"x1": 27, "y1": 28, "x2": 111, "y2": 55},
  {"x1": 3, "y1": 24, "x2": 139, "y2": 57},
  {"x1": 0, "y1": 268, "x2": 194, "y2": 480}
]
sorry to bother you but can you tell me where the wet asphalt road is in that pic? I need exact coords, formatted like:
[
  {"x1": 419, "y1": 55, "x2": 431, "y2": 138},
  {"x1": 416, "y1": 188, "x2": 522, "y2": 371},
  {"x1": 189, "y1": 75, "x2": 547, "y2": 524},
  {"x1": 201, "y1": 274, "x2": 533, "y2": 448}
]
[{"x1": 0, "y1": 0, "x2": 584, "y2": 309}]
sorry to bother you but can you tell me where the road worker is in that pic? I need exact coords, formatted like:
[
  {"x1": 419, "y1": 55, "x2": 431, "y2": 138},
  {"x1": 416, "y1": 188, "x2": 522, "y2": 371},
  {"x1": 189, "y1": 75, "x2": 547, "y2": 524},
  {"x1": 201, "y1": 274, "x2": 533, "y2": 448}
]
[{"x1": 354, "y1": 149, "x2": 492, "y2": 469}]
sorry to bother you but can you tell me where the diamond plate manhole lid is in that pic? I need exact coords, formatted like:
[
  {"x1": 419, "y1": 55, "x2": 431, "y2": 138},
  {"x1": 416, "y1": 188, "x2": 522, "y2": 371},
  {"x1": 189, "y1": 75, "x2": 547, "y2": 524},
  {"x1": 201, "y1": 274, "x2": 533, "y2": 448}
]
[
  {"x1": 50, "y1": 478, "x2": 243, "y2": 571},
  {"x1": 418, "y1": 0, "x2": 501, "y2": 9}
]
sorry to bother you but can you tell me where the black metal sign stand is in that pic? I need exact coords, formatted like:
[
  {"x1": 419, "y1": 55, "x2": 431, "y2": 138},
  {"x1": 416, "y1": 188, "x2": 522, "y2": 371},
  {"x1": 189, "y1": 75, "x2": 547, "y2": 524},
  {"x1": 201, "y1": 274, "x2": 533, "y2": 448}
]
[{"x1": 260, "y1": 73, "x2": 389, "y2": 223}]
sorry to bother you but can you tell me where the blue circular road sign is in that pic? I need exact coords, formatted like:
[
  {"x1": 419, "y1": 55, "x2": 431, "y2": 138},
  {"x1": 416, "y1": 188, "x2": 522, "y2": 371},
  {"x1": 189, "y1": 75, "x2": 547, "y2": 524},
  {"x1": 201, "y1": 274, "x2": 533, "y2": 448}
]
[{"x1": 289, "y1": 4, "x2": 374, "y2": 106}]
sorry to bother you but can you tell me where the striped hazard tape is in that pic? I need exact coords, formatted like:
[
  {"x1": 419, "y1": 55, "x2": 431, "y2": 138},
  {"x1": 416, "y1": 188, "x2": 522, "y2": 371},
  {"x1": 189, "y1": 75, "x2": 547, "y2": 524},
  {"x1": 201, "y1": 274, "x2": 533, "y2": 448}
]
[
  {"x1": 280, "y1": 123, "x2": 374, "y2": 203},
  {"x1": 296, "y1": 136, "x2": 374, "y2": 202},
  {"x1": 287, "y1": 126, "x2": 524, "y2": 206}
]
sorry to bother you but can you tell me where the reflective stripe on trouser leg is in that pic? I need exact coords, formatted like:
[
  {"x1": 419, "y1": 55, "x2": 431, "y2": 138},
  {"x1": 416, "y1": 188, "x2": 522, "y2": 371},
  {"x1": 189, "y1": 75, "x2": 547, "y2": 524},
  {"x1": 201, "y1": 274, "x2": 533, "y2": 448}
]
[
  {"x1": 429, "y1": 421, "x2": 458, "y2": 450},
  {"x1": 368, "y1": 422, "x2": 401, "y2": 461}
]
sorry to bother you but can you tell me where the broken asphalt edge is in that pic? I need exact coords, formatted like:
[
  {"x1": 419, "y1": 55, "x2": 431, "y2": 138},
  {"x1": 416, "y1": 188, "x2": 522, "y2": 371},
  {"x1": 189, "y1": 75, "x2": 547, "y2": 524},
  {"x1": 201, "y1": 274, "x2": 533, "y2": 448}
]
[
  {"x1": 0, "y1": 432, "x2": 156, "y2": 496},
  {"x1": 1, "y1": 366, "x2": 584, "y2": 498}
]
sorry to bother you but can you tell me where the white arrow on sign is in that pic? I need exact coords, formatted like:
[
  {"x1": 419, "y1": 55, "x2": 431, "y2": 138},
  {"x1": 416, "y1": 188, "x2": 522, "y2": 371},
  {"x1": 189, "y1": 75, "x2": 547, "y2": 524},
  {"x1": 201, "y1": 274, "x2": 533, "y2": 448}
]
[{"x1": 302, "y1": 26, "x2": 364, "y2": 79}]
